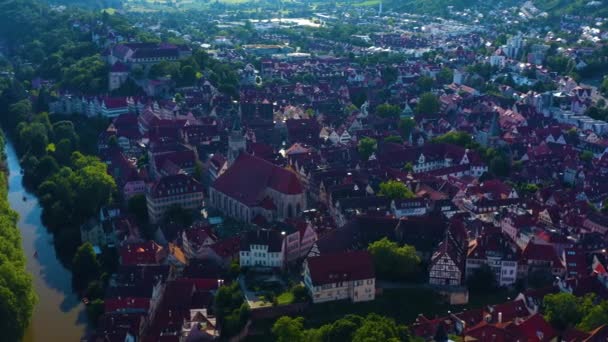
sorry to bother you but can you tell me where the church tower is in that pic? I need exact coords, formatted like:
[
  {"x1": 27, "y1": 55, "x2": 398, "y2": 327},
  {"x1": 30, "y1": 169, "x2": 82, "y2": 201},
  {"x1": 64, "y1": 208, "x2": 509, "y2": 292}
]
[{"x1": 228, "y1": 116, "x2": 246, "y2": 165}]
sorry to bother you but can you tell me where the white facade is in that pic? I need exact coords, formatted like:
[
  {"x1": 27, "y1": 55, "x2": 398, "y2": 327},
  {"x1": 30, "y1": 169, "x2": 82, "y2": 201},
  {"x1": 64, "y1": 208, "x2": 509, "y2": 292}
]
[
  {"x1": 239, "y1": 243, "x2": 284, "y2": 268},
  {"x1": 490, "y1": 55, "x2": 506, "y2": 68},
  {"x1": 303, "y1": 261, "x2": 375, "y2": 303},
  {"x1": 466, "y1": 258, "x2": 518, "y2": 286}
]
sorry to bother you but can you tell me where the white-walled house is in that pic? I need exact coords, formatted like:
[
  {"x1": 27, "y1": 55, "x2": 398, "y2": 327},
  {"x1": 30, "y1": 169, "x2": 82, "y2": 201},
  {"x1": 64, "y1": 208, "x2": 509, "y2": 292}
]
[
  {"x1": 239, "y1": 230, "x2": 285, "y2": 268},
  {"x1": 284, "y1": 223, "x2": 318, "y2": 262},
  {"x1": 303, "y1": 250, "x2": 375, "y2": 303}
]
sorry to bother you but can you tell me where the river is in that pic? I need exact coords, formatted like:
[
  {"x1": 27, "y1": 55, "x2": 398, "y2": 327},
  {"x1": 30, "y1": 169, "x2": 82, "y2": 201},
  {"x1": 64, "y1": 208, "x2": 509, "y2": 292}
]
[{"x1": 4, "y1": 141, "x2": 87, "y2": 342}]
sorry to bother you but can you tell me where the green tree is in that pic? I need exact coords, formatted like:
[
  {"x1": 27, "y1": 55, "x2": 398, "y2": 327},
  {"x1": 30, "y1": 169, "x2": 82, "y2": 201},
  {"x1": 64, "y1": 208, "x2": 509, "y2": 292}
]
[
  {"x1": 489, "y1": 155, "x2": 511, "y2": 177},
  {"x1": 291, "y1": 284, "x2": 309, "y2": 303},
  {"x1": 52, "y1": 121, "x2": 78, "y2": 147},
  {"x1": 376, "y1": 103, "x2": 401, "y2": 118},
  {"x1": 222, "y1": 303, "x2": 249, "y2": 337},
  {"x1": 358, "y1": 137, "x2": 377, "y2": 161},
  {"x1": 179, "y1": 65, "x2": 197, "y2": 86},
  {"x1": 272, "y1": 316, "x2": 305, "y2": 342},
  {"x1": 399, "y1": 118, "x2": 416, "y2": 139},
  {"x1": 437, "y1": 67, "x2": 454, "y2": 85},
  {"x1": 415, "y1": 92, "x2": 440, "y2": 116},
  {"x1": 31, "y1": 155, "x2": 59, "y2": 186},
  {"x1": 431, "y1": 131, "x2": 474, "y2": 147},
  {"x1": 18, "y1": 122, "x2": 49, "y2": 156},
  {"x1": 327, "y1": 315, "x2": 363, "y2": 341},
  {"x1": 543, "y1": 293, "x2": 584, "y2": 332},
  {"x1": 0, "y1": 262, "x2": 37, "y2": 341},
  {"x1": 215, "y1": 282, "x2": 248, "y2": 337},
  {"x1": 580, "y1": 151, "x2": 594, "y2": 162},
  {"x1": 368, "y1": 237, "x2": 420, "y2": 280},
  {"x1": 54, "y1": 138, "x2": 74, "y2": 166},
  {"x1": 352, "y1": 314, "x2": 409, "y2": 342},
  {"x1": 378, "y1": 180, "x2": 414, "y2": 200},
  {"x1": 86, "y1": 299, "x2": 104, "y2": 328},
  {"x1": 578, "y1": 301, "x2": 608, "y2": 332},
  {"x1": 517, "y1": 183, "x2": 539, "y2": 196},
  {"x1": 7, "y1": 99, "x2": 32, "y2": 129},
  {"x1": 0, "y1": 162, "x2": 36, "y2": 341},
  {"x1": 72, "y1": 242, "x2": 101, "y2": 290},
  {"x1": 384, "y1": 135, "x2": 403, "y2": 144},
  {"x1": 417, "y1": 76, "x2": 434, "y2": 92}
]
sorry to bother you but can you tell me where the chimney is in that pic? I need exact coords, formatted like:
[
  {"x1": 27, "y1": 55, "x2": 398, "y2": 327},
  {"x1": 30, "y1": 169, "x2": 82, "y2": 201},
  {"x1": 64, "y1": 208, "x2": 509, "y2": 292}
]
[{"x1": 498, "y1": 312, "x2": 503, "y2": 323}]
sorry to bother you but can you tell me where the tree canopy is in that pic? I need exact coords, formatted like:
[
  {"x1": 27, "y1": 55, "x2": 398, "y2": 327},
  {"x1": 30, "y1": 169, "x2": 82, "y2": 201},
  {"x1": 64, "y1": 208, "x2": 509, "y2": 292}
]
[
  {"x1": 0, "y1": 136, "x2": 36, "y2": 341},
  {"x1": 215, "y1": 282, "x2": 249, "y2": 338},
  {"x1": 415, "y1": 92, "x2": 440, "y2": 116},
  {"x1": 368, "y1": 238, "x2": 421, "y2": 281},
  {"x1": 399, "y1": 118, "x2": 416, "y2": 139},
  {"x1": 272, "y1": 313, "x2": 410, "y2": 342},
  {"x1": 543, "y1": 293, "x2": 592, "y2": 332},
  {"x1": 376, "y1": 103, "x2": 401, "y2": 119},
  {"x1": 378, "y1": 180, "x2": 415, "y2": 200},
  {"x1": 358, "y1": 137, "x2": 377, "y2": 161}
]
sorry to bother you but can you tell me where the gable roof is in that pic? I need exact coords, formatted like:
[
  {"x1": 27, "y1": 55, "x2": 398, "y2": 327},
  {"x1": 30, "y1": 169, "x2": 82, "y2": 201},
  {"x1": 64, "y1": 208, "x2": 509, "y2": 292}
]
[
  {"x1": 306, "y1": 250, "x2": 374, "y2": 286},
  {"x1": 148, "y1": 174, "x2": 203, "y2": 199},
  {"x1": 240, "y1": 229, "x2": 284, "y2": 252},
  {"x1": 212, "y1": 153, "x2": 303, "y2": 206}
]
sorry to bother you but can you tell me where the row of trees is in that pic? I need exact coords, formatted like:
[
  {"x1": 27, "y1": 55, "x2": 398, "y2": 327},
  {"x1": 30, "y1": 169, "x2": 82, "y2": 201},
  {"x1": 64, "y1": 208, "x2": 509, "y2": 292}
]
[
  {"x1": 544, "y1": 292, "x2": 608, "y2": 333},
  {"x1": 0, "y1": 133, "x2": 37, "y2": 341},
  {"x1": 373, "y1": 93, "x2": 440, "y2": 120},
  {"x1": 272, "y1": 313, "x2": 411, "y2": 342},
  {"x1": 368, "y1": 238, "x2": 421, "y2": 281},
  {"x1": 214, "y1": 282, "x2": 250, "y2": 338}
]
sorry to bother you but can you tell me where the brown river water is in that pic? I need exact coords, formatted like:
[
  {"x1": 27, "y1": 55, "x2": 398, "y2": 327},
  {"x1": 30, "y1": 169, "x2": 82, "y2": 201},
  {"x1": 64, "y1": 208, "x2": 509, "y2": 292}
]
[{"x1": 5, "y1": 141, "x2": 87, "y2": 341}]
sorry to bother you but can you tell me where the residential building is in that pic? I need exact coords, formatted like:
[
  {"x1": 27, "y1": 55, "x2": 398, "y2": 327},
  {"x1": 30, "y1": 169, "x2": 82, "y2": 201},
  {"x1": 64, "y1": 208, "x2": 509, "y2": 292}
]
[
  {"x1": 239, "y1": 229, "x2": 285, "y2": 268},
  {"x1": 429, "y1": 221, "x2": 468, "y2": 286},
  {"x1": 146, "y1": 174, "x2": 204, "y2": 224},
  {"x1": 303, "y1": 250, "x2": 375, "y2": 303},
  {"x1": 466, "y1": 231, "x2": 519, "y2": 286}
]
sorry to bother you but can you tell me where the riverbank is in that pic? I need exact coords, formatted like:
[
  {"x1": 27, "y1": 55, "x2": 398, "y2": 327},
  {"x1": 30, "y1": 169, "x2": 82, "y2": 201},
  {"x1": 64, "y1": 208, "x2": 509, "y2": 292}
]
[
  {"x1": 0, "y1": 133, "x2": 36, "y2": 341},
  {"x1": 4, "y1": 139, "x2": 87, "y2": 341}
]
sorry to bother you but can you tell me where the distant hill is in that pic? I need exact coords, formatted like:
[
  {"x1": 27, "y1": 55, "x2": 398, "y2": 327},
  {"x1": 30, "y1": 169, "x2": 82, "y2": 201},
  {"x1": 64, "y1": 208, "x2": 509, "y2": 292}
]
[
  {"x1": 45, "y1": 0, "x2": 123, "y2": 9},
  {"x1": 384, "y1": 0, "x2": 520, "y2": 15},
  {"x1": 533, "y1": 0, "x2": 608, "y2": 17},
  {"x1": 383, "y1": 0, "x2": 607, "y2": 18}
]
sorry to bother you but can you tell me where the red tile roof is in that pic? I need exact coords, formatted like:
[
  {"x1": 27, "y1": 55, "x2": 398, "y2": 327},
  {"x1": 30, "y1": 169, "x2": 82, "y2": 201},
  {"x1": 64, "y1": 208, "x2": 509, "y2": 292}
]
[
  {"x1": 111, "y1": 62, "x2": 129, "y2": 73},
  {"x1": 148, "y1": 174, "x2": 203, "y2": 199},
  {"x1": 488, "y1": 299, "x2": 530, "y2": 323},
  {"x1": 306, "y1": 250, "x2": 374, "y2": 286},
  {"x1": 522, "y1": 242, "x2": 564, "y2": 268},
  {"x1": 209, "y1": 236, "x2": 240, "y2": 259},
  {"x1": 509, "y1": 313, "x2": 556, "y2": 341},
  {"x1": 212, "y1": 153, "x2": 303, "y2": 206}
]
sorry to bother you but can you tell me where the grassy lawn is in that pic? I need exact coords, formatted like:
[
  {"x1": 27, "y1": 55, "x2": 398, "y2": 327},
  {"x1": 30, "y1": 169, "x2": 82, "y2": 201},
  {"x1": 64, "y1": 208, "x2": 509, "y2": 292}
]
[
  {"x1": 277, "y1": 291, "x2": 295, "y2": 305},
  {"x1": 353, "y1": 0, "x2": 380, "y2": 6}
]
